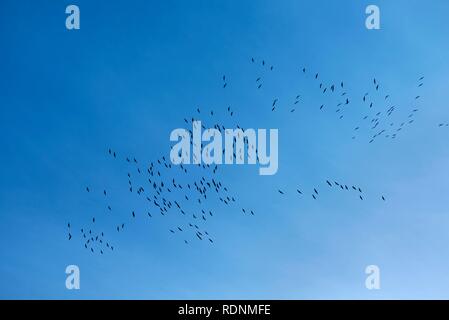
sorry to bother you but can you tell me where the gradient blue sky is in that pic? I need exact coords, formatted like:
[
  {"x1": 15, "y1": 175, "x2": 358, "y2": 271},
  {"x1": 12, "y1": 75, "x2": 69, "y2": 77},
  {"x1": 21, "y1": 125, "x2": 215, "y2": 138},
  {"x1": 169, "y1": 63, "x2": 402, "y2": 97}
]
[{"x1": 1, "y1": 0, "x2": 449, "y2": 299}]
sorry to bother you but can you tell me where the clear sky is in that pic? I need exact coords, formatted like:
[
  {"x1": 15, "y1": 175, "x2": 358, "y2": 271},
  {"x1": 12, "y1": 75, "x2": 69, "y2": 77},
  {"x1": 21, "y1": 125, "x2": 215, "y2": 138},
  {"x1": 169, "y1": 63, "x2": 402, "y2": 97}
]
[{"x1": 1, "y1": 0, "x2": 449, "y2": 299}]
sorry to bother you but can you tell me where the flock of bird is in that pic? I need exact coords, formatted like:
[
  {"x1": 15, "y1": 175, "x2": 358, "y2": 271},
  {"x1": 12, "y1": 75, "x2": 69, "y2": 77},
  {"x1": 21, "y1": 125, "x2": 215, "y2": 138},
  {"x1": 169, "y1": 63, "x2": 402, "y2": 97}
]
[
  {"x1": 68, "y1": 56, "x2": 428, "y2": 254},
  {"x1": 277, "y1": 179, "x2": 386, "y2": 202},
  {"x1": 70, "y1": 145, "x2": 256, "y2": 254},
  {"x1": 247, "y1": 57, "x2": 426, "y2": 145}
]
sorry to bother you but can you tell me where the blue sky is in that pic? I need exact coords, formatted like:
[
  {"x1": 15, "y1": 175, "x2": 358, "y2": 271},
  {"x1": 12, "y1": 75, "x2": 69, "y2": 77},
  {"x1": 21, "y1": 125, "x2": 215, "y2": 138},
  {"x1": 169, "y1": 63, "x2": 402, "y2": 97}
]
[{"x1": 1, "y1": 0, "x2": 449, "y2": 299}]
